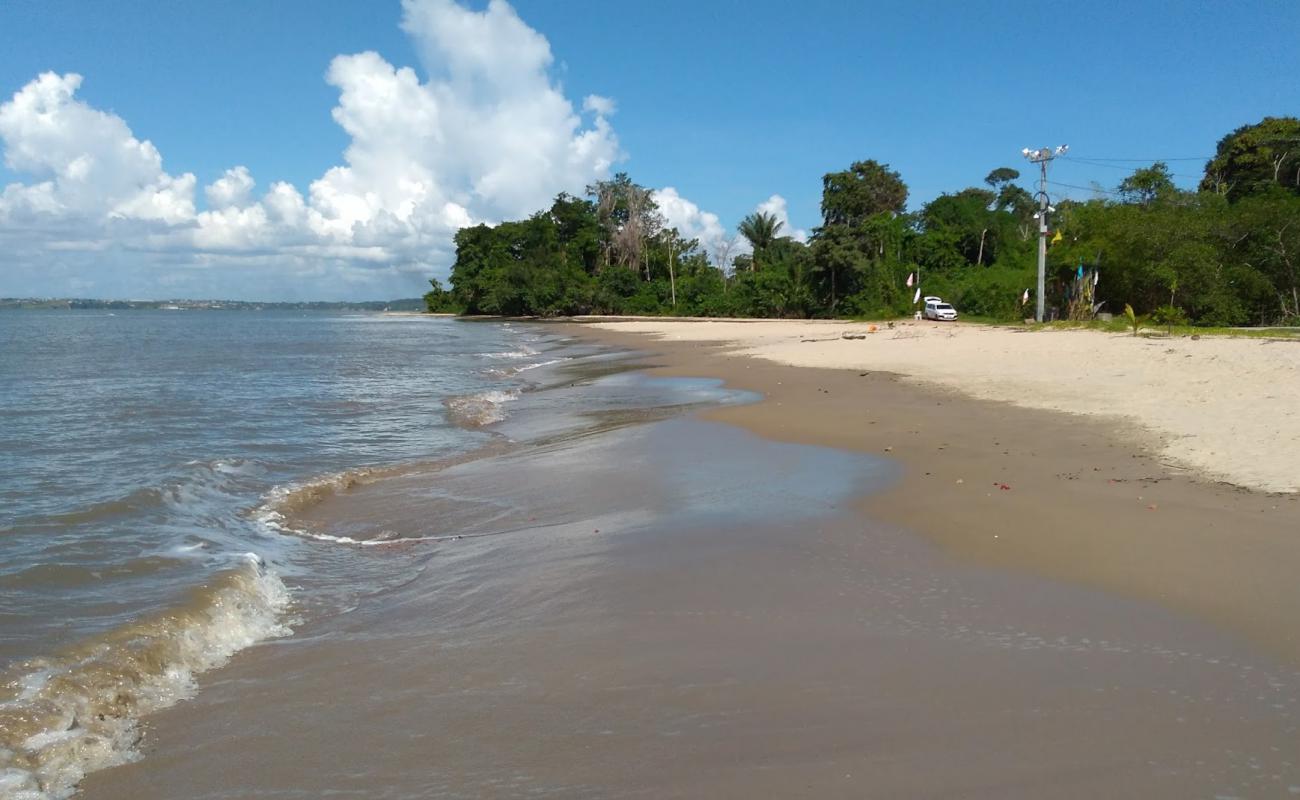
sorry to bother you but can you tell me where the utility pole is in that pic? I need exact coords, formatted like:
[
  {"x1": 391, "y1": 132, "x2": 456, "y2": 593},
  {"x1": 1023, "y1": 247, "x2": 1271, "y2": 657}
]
[{"x1": 1021, "y1": 144, "x2": 1068, "y2": 322}]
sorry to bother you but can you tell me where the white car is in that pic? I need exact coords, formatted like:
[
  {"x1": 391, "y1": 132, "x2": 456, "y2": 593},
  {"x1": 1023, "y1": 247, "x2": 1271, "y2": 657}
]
[{"x1": 922, "y1": 297, "x2": 958, "y2": 321}]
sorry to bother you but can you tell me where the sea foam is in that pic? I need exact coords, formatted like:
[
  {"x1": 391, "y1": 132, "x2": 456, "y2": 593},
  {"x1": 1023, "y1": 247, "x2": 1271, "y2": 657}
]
[{"x1": 0, "y1": 555, "x2": 291, "y2": 800}]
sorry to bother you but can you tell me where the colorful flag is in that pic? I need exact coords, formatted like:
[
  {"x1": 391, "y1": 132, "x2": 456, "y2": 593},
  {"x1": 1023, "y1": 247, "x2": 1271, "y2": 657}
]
[
  {"x1": 906, "y1": 272, "x2": 914, "y2": 288},
  {"x1": 1051, "y1": 230, "x2": 1063, "y2": 245},
  {"x1": 913, "y1": 287, "x2": 921, "y2": 304},
  {"x1": 1021, "y1": 289, "x2": 1030, "y2": 306}
]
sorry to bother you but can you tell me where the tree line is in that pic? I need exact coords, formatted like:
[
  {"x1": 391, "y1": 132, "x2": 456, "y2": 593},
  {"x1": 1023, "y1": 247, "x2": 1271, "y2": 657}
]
[{"x1": 426, "y1": 116, "x2": 1300, "y2": 326}]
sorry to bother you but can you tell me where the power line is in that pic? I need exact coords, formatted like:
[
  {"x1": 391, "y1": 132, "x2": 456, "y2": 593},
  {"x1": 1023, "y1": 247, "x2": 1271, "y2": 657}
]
[
  {"x1": 1059, "y1": 155, "x2": 1211, "y2": 162},
  {"x1": 1060, "y1": 157, "x2": 1204, "y2": 181},
  {"x1": 1040, "y1": 180, "x2": 1123, "y2": 197}
]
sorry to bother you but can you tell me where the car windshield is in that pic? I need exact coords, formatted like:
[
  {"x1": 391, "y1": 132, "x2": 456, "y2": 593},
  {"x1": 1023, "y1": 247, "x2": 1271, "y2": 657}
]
[{"x1": 937, "y1": 304, "x2": 954, "y2": 311}]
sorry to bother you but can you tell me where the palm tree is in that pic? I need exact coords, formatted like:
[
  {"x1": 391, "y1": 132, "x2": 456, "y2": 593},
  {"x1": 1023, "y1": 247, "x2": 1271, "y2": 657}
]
[{"x1": 737, "y1": 211, "x2": 784, "y2": 271}]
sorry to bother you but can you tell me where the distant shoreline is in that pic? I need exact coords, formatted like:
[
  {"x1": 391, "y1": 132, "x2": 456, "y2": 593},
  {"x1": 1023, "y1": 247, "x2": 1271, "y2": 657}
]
[{"x1": 0, "y1": 298, "x2": 425, "y2": 312}]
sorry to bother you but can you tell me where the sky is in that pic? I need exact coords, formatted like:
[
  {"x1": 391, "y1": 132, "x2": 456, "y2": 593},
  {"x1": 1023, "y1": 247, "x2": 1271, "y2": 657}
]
[{"x1": 1, "y1": 0, "x2": 1297, "y2": 301}]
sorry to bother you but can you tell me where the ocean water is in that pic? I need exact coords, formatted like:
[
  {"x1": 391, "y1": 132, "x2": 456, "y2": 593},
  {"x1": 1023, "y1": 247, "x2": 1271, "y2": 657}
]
[{"x1": 0, "y1": 310, "x2": 753, "y2": 799}]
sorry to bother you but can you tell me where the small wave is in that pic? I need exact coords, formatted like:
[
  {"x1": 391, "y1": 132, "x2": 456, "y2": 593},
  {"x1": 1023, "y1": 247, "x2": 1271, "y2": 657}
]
[
  {"x1": 16, "y1": 488, "x2": 164, "y2": 529},
  {"x1": 444, "y1": 389, "x2": 519, "y2": 428},
  {"x1": 0, "y1": 554, "x2": 291, "y2": 800},
  {"x1": 251, "y1": 464, "x2": 417, "y2": 546},
  {"x1": 257, "y1": 492, "x2": 453, "y2": 548},
  {"x1": 253, "y1": 465, "x2": 392, "y2": 526},
  {"x1": 160, "y1": 459, "x2": 265, "y2": 514},
  {"x1": 263, "y1": 526, "x2": 441, "y2": 547},
  {"x1": 515, "y1": 357, "x2": 571, "y2": 373},
  {"x1": 483, "y1": 357, "x2": 570, "y2": 379},
  {"x1": 8, "y1": 459, "x2": 264, "y2": 534},
  {"x1": 0, "y1": 556, "x2": 186, "y2": 592},
  {"x1": 475, "y1": 345, "x2": 539, "y2": 360}
]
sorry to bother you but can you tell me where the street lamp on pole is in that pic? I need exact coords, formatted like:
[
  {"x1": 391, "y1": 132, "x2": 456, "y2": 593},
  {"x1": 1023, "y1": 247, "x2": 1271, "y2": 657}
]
[{"x1": 1021, "y1": 144, "x2": 1068, "y2": 323}]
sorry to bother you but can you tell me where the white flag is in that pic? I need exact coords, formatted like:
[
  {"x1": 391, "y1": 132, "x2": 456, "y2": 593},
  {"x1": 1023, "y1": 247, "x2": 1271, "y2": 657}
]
[
  {"x1": 1021, "y1": 289, "x2": 1030, "y2": 306},
  {"x1": 906, "y1": 272, "x2": 914, "y2": 288},
  {"x1": 1094, "y1": 270, "x2": 1100, "y2": 286},
  {"x1": 913, "y1": 287, "x2": 921, "y2": 304}
]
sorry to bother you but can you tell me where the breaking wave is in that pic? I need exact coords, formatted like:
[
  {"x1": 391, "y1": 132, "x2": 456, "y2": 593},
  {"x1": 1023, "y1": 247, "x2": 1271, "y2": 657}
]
[
  {"x1": 0, "y1": 554, "x2": 291, "y2": 800},
  {"x1": 443, "y1": 389, "x2": 519, "y2": 428}
]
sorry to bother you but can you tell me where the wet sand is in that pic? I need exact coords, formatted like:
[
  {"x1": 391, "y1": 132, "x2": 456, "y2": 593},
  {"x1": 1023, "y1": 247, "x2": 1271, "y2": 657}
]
[
  {"x1": 79, "y1": 328, "x2": 1300, "y2": 799},
  {"x1": 574, "y1": 323, "x2": 1300, "y2": 666}
]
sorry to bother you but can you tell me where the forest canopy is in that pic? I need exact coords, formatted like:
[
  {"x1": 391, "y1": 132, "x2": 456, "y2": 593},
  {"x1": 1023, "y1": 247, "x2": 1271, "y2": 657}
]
[{"x1": 427, "y1": 117, "x2": 1300, "y2": 326}]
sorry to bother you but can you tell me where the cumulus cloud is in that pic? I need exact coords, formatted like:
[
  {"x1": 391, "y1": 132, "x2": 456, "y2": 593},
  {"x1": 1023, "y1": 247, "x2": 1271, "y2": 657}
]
[
  {"x1": 0, "y1": 72, "x2": 196, "y2": 226},
  {"x1": 653, "y1": 188, "x2": 811, "y2": 268},
  {"x1": 0, "y1": 0, "x2": 621, "y2": 300},
  {"x1": 205, "y1": 166, "x2": 255, "y2": 210},
  {"x1": 652, "y1": 186, "x2": 737, "y2": 265},
  {"x1": 0, "y1": 0, "x2": 806, "y2": 300},
  {"x1": 755, "y1": 193, "x2": 809, "y2": 243}
]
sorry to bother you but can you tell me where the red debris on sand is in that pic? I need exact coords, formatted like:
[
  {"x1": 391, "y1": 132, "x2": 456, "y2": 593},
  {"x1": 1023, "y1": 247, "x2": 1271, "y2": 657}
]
[{"x1": 993, "y1": 482, "x2": 1012, "y2": 491}]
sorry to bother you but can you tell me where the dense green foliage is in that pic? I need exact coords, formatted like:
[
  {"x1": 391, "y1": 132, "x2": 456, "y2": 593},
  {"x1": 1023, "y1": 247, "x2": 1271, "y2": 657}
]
[{"x1": 429, "y1": 117, "x2": 1300, "y2": 326}]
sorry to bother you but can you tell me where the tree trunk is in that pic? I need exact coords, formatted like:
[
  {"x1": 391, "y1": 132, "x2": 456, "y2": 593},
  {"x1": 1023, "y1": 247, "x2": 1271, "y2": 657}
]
[
  {"x1": 668, "y1": 242, "x2": 677, "y2": 309},
  {"x1": 976, "y1": 228, "x2": 987, "y2": 267},
  {"x1": 1273, "y1": 150, "x2": 1291, "y2": 184}
]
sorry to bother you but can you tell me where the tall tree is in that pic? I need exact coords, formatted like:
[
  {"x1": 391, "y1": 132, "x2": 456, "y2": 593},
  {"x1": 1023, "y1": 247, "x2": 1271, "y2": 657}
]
[
  {"x1": 737, "y1": 211, "x2": 785, "y2": 271},
  {"x1": 1200, "y1": 116, "x2": 1300, "y2": 200},
  {"x1": 820, "y1": 160, "x2": 908, "y2": 227},
  {"x1": 1118, "y1": 162, "x2": 1175, "y2": 206},
  {"x1": 586, "y1": 173, "x2": 663, "y2": 277},
  {"x1": 984, "y1": 167, "x2": 1020, "y2": 190},
  {"x1": 922, "y1": 188, "x2": 1000, "y2": 266}
]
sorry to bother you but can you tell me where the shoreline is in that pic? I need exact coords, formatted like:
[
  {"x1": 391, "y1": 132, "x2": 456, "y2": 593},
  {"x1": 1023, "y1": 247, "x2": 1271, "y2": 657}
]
[
  {"x1": 76, "y1": 321, "x2": 1300, "y2": 799},
  {"x1": 562, "y1": 320, "x2": 1300, "y2": 665},
  {"x1": 575, "y1": 318, "x2": 1300, "y2": 494}
]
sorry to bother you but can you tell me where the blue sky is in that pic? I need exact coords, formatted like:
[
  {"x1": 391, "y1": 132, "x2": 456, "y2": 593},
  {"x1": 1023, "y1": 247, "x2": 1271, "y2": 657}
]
[{"x1": 1, "y1": 0, "x2": 1297, "y2": 300}]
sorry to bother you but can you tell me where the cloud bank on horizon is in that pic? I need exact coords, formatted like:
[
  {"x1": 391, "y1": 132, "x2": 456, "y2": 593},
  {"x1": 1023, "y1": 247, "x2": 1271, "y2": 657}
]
[{"x1": 0, "y1": 0, "x2": 799, "y2": 301}]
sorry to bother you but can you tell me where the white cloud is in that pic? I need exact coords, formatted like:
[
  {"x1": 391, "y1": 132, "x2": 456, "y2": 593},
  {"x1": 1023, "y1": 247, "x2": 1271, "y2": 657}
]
[
  {"x1": 0, "y1": 72, "x2": 196, "y2": 226},
  {"x1": 582, "y1": 95, "x2": 616, "y2": 117},
  {"x1": 0, "y1": 0, "x2": 809, "y2": 301},
  {"x1": 652, "y1": 186, "x2": 738, "y2": 265},
  {"x1": 205, "y1": 166, "x2": 255, "y2": 210},
  {"x1": 654, "y1": 188, "x2": 811, "y2": 268},
  {"x1": 0, "y1": 0, "x2": 621, "y2": 300},
  {"x1": 755, "y1": 193, "x2": 809, "y2": 243}
]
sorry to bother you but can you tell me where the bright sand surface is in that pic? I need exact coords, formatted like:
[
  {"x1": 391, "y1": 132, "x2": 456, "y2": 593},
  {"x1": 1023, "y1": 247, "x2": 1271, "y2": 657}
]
[{"x1": 586, "y1": 319, "x2": 1300, "y2": 494}]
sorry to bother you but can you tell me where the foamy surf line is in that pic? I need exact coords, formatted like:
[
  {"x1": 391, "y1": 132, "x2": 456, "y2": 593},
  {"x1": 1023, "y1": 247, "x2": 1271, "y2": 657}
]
[
  {"x1": 0, "y1": 554, "x2": 291, "y2": 800},
  {"x1": 444, "y1": 388, "x2": 519, "y2": 428},
  {"x1": 515, "y1": 356, "x2": 571, "y2": 373}
]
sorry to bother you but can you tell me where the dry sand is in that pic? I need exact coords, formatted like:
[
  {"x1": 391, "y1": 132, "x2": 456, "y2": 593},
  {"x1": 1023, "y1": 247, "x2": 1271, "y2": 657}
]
[{"x1": 585, "y1": 319, "x2": 1300, "y2": 494}]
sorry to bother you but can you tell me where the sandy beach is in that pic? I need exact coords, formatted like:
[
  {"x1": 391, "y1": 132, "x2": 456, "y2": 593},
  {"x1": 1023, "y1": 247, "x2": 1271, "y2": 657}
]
[
  {"x1": 577, "y1": 319, "x2": 1300, "y2": 664},
  {"x1": 70, "y1": 318, "x2": 1300, "y2": 800},
  {"x1": 584, "y1": 319, "x2": 1300, "y2": 494}
]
